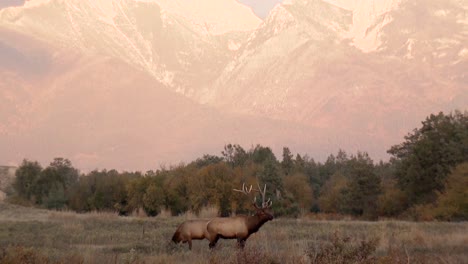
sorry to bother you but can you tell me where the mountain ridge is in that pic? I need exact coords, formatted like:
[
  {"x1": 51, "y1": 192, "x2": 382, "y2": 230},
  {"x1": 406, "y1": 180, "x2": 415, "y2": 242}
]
[{"x1": 0, "y1": 0, "x2": 466, "y2": 170}]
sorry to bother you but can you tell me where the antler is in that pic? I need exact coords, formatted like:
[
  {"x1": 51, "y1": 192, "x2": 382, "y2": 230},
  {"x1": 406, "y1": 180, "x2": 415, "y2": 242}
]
[
  {"x1": 233, "y1": 183, "x2": 253, "y2": 195},
  {"x1": 255, "y1": 182, "x2": 273, "y2": 209},
  {"x1": 234, "y1": 182, "x2": 273, "y2": 209}
]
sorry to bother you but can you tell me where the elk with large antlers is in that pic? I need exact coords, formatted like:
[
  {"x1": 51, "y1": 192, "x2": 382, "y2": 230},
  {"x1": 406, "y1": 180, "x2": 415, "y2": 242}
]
[{"x1": 205, "y1": 182, "x2": 274, "y2": 249}]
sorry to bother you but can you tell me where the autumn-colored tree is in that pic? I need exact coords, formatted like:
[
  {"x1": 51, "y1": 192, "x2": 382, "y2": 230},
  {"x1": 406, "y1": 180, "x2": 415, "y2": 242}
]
[
  {"x1": 432, "y1": 162, "x2": 468, "y2": 221},
  {"x1": 142, "y1": 179, "x2": 165, "y2": 216},
  {"x1": 378, "y1": 179, "x2": 408, "y2": 217},
  {"x1": 283, "y1": 173, "x2": 313, "y2": 212},
  {"x1": 163, "y1": 165, "x2": 191, "y2": 215},
  {"x1": 318, "y1": 172, "x2": 348, "y2": 213},
  {"x1": 126, "y1": 176, "x2": 149, "y2": 213},
  {"x1": 190, "y1": 162, "x2": 234, "y2": 216}
]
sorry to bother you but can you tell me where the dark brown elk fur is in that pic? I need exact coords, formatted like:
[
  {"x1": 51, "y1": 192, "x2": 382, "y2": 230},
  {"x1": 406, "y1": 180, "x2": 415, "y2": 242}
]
[{"x1": 172, "y1": 219, "x2": 210, "y2": 250}]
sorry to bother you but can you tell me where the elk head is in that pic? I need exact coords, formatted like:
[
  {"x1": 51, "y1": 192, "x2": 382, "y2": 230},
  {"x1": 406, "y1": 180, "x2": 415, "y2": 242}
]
[{"x1": 233, "y1": 182, "x2": 274, "y2": 221}]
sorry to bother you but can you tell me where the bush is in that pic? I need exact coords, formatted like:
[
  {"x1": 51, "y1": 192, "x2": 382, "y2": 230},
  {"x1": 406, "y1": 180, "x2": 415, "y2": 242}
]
[
  {"x1": 234, "y1": 247, "x2": 279, "y2": 264},
  {"x1": 306, "y1": 232, "x2": 379, "y2": 264},
  {"x1": 0, "y1": 246, "x2": 84, "y2": 264},
  {"x1": 0, "y1": 246, "x2": 48, "y2": 264}
]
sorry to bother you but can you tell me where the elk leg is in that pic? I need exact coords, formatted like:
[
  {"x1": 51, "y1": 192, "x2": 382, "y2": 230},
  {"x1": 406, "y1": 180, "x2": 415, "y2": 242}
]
[
  {"x1": 209, "y1": 236, "x2": 219, "y2": 249},
  {"x1": 237, "y1": 238, "x2": 246, "y2": 249},
  {"x1": 188, "y1": 239, "x2": 192, "y2": 250}
]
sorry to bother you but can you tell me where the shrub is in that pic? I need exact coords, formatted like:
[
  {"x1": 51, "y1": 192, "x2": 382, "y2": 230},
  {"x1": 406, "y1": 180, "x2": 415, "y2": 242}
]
[
  {"x1": 306, "y1": 232, "x2": 379, "y2": 264},
  {"x1": 0, "y1": 246, "x2": 49, "y2": 264},
  {"x1": 234, "y1": 247, "x2": 279, "y2": 264}
]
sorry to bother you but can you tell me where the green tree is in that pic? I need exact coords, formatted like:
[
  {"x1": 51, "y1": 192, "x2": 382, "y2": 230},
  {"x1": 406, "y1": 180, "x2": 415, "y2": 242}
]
[
  {"x1": 35, "y1": 158, "x2": 79, "y2": 208},
  {"x1": 68, "y1": 176, "x2": 92, "y2": 212},
  {"x1": 319, "y1": 154, "x2": 339, "y2": 184},
  {"x1": 388, "y1": 111, "x2": 468, "y2": 206},
  {"x1": 281, "y1": 147, "x2": 294, "y2": 176},
  {"x1": 222, "y1": 144, "x2": 248, "y2": 167},
  {"x1": 250, "y1": 145, "x2": 276, "y2": 164},
  {"x1": 258, "y1": 155, "x2": 286, "y2": 215},
  {"x1": 294, "y1": 154, "x2": 306, "y2": 172},
  {"x1": 69, "y1": 169, "x2": 131, "y2": 214},
  {"x1": 13, "y1": 160, "x2": 42, "y2": 202},
  {"x1": 42, "y1": 183, "x2": 67, "y2": 209},
  {"x1": 258, "y1": 156, "x2": 283, "y2": 196},
  {"x1": 336, "y1": 149, "x2": 349, "y2": 166},
  {"x1": 192, "y1": 154, "x2": 223, "y2": 168},
  {"x1": 342, "y1": 152, "x2": 381, "y2": 219}
]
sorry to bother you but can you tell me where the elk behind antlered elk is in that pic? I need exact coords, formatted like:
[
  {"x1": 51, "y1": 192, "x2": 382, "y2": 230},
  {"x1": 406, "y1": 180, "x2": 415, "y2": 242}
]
[
  {"x1": 172, "y1": 219, "x2": 210, "y2": 250},
  {"x1": 206, "y1": 183, "x2": 274, "y2": 249}
]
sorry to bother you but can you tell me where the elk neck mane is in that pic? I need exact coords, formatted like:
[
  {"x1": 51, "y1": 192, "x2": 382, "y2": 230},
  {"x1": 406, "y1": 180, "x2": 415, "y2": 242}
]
[{"x1": 245, "y1": 214, "x2": 269, "y2": 234}]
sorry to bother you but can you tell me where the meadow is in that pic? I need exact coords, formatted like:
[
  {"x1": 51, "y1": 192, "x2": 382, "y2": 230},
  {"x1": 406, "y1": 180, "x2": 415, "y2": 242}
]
[{"x1": 0, "y1": 202, "x2": 466, "y2": 264}]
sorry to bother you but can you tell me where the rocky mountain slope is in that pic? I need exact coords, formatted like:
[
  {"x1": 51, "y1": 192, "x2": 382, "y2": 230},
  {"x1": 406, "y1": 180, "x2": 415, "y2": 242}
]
[
  {"x1": 0, "y1": 0, "x2": 466, "y2": 170},
  {"x1": 0, "y1": 0, "x2": 259, "y2": 95},
  {"x1": 203, "y1": 0, "x2": 467, "y2": 152}
]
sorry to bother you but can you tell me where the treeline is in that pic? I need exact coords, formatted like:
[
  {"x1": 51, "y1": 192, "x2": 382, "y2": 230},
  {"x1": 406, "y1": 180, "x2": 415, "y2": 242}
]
[{"x1": 9, "y1": 111, "x2": 468, "y2": 220}]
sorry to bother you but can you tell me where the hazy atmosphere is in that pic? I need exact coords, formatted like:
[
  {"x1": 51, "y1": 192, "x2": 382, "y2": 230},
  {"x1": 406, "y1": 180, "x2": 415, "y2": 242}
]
[
  {"x1": 0, "y1": 0, "x2": 467, "y2": 171},
  {"x1": 0, "y1": 1, "x2": 467, "y2": 263}
]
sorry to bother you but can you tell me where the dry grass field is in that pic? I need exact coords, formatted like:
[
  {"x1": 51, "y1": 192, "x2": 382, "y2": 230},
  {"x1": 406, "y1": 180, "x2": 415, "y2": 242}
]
[{"x1": 0, "y1": 202, "x2": 467, "y2": 264}]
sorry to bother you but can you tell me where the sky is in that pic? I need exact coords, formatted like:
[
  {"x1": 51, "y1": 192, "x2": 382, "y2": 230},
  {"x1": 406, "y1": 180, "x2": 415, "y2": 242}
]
[
  {"x1": 238, "y1": 0, "x2": 283, "y2": 18},
  {"x1": 0, "y1": 0, "x2": 283, "y2": 18},
  {"x1": 0, "y1": 0, "x2": 24, "y2": 9}
]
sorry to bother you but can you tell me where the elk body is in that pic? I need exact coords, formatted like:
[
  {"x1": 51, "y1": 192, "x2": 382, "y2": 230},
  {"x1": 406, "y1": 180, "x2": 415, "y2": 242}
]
[
  {"x1": 206, "y1": 183, "x2": 274, "y2": 249},
  {"x1": 172, "y1": 219, "x2": 210, "y2": 250}
]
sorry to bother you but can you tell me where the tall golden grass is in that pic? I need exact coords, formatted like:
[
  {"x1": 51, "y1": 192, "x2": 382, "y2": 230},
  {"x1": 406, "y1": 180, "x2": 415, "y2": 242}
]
[{"x1": 0, "y1": 203, "x2": 466, "y2": 264}]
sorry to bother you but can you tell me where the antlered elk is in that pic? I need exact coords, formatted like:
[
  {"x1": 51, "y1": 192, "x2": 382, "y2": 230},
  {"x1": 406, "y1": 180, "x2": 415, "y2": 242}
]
[
  {"x1": 172, "y1": 219, "x2": 210, "y2": 250},
  {"x1": 206, "y1": 183, "x2": 273, "y2": 249}
]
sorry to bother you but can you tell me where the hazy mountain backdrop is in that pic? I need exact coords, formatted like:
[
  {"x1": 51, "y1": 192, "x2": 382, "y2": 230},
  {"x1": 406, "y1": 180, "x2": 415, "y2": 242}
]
[{"x1": 1, "y1": 0, "x2": 466, "y2": 170}]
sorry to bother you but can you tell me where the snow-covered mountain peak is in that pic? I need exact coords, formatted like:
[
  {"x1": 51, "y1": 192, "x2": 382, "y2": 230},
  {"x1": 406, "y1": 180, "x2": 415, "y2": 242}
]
[
  {"x1": 322, "y1": 0, "x2": 403, "y2": 13},
  {"x1": 322, "y1": 0, "x2": 404, "y2": 51},
  {"x1": 150, "y1": 0, "x2": 261, "y2": 35},
  {"x1": 263, "y1": 3, "x2": 296, "y2": 33},
  {"x1": 272, "y1": 0, "x2": 402, "y2": 51},
  {"x1": 12, "y1": 0, "x2": 262, "y2": 35}
]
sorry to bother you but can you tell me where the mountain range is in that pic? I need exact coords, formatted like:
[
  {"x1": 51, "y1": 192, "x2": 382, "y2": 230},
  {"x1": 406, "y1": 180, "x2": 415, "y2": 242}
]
[{"x1": 0, "y1": 0, "x2": 466, "y2": 171}]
